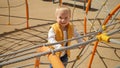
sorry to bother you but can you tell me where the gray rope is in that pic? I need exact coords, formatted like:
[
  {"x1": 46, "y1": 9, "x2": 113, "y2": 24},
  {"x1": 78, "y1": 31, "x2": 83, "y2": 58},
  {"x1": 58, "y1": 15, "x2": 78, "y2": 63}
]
[{"x1": 0, "y1": 26, "x2": 120, "y2": 66}]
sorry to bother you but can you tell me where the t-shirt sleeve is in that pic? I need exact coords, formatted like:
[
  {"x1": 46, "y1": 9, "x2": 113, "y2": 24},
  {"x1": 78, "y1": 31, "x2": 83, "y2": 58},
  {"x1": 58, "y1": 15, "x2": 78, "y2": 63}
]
[{"x1": 48, "y1": 28, "x2": 62, "y2": 49}]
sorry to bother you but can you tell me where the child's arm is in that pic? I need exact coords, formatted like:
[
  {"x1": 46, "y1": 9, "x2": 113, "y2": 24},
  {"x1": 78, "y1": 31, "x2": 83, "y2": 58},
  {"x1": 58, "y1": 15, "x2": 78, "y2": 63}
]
[
  {"x1": 48, "y1": 28, "x2": 62, "y2": 49},
  {"x1": 48, "y1": 28, "x2": 66, "y2": 56}
]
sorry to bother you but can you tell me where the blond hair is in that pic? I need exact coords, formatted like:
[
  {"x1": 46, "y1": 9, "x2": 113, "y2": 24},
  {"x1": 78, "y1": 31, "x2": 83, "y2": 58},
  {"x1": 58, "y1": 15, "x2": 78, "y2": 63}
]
[{"x1": 55, "y1": 6, "x2": 71, "y2": 17}]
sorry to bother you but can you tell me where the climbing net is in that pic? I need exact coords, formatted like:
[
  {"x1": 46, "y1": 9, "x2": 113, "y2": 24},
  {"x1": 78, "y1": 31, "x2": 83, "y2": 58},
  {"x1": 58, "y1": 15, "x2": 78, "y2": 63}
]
[{"x1": 0, "y1": 0, "x2": 120, "y2": 68}]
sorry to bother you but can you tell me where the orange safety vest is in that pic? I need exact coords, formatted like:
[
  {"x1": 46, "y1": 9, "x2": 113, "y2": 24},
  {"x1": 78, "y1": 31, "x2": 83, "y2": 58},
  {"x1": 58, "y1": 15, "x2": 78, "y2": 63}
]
[{"x1": 50, "y1": 23, "x2": 74, "y2": 57}]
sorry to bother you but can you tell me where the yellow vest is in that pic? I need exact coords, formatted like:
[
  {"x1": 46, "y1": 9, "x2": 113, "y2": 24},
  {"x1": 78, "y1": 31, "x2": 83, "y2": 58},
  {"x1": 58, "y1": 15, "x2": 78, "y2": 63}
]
[{"x1": 51, "y1": 23, "x2": 74, "y2": 57}]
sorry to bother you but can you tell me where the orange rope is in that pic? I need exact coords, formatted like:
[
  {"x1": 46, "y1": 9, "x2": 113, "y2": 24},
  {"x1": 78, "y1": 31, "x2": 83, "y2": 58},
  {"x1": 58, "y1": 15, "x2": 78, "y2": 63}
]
[
  {"x1": 59, "y1": 0, "x2": 62, "y2": 6},
  {"x1": 86, "y1": 3, "x2": 119, "y2": 66},
  {"x1": 87, "y1": 5, "x2": 120, "y2": 67},
  {"x1": 25, "y1": 0, "x2": 29, "y2": 28},
  {"x1": 88, "y1": 41, "x2": 99, "y2": 68},
  {"x1": 84, "y1": 0, "x2": 92, "y2": 34},
  {"x1": 7, "y1": 0, "x2": 11, "y2": 25},
  {"x1": 86, "y1": 0, "x2": 92, "y2": 14},
  {"x1": 84, "y1": 15, "x2": 87, "y2": 34},
  {"x1": 103, "y1": 4, "x2": 120, "y2": 25},
  {"x1": 35, "y1": 57, "x2": 40, "y2": 68}
]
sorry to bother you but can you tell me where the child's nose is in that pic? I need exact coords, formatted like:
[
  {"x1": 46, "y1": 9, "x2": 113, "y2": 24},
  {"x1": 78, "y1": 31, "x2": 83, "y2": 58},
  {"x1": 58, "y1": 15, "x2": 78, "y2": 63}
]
[{"x1": 61, "y1": 19, "x2": 65, "y2": 22}]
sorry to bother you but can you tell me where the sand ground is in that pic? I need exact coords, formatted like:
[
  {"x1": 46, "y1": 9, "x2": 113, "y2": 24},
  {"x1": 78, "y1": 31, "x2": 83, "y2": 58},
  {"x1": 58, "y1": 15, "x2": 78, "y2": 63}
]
[{"x1": 0, "y1": 0, "x2": 120, "y2": 68}]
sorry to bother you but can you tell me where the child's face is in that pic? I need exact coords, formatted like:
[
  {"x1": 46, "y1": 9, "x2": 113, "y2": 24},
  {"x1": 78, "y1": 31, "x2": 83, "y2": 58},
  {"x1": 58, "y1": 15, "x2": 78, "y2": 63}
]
[{"x1": 56, "y1": 10, "x2": 70, "y2": 27}]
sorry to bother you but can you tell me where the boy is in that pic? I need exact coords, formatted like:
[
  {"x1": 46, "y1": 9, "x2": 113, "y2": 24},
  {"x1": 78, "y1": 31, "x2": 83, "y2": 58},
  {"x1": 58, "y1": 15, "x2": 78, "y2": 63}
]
[{"x1": 48, "y1": 6, "x2": 83, "y2": 68}]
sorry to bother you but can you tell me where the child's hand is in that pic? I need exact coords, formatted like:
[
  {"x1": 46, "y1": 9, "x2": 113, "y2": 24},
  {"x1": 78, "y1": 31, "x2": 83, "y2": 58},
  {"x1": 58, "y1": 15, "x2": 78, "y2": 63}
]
[
  {"x1": 37, "y1": 46, "x2": 50, "y2": 52},
  {"x1": 37, "y1": 46, "x2": 51, "y2": 56}
]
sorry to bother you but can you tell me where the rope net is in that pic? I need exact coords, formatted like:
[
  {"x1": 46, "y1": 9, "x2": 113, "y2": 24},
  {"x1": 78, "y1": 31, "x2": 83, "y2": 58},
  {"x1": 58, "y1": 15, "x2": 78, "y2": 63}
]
[{"x1": 0, "y1": 0, "x2": 120, "y2": 68}]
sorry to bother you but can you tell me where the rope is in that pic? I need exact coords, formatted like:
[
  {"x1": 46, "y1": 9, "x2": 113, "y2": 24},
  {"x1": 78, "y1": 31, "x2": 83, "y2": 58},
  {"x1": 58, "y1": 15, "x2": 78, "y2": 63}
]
[
  {"x1": 0, "y1": 1, "x2": 25, "y2": 8},
  {"x1": 0, "y1": 27, "x2": 120, "y2": 66},
  {"x1": 0, "y1": 0, "x2": 120, "y2": 68}
]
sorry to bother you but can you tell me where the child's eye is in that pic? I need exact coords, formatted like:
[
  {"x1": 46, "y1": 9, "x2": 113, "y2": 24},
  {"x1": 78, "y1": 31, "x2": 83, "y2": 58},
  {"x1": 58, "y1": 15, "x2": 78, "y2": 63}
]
[
  {"x1": 59, "y1": 17, "x2": 62, "y2": 19},
  {"x1": 65, "y1": 17, "x2": 68, "y2": 19}
]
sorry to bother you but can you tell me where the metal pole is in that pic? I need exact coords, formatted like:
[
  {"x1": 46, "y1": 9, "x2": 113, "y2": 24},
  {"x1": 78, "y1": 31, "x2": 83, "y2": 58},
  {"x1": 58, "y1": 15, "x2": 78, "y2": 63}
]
[{"x1": 109, "y1": 39, "x2": 120, "y2": 45}]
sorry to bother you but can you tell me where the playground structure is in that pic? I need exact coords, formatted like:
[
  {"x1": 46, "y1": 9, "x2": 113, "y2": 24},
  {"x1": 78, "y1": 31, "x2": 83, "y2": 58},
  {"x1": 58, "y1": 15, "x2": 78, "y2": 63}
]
[{"x1": 0, "y1": 0, "x2": 120, "y2": 68}]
